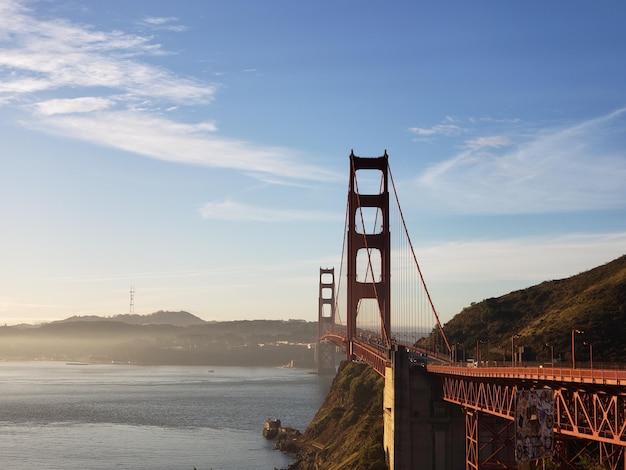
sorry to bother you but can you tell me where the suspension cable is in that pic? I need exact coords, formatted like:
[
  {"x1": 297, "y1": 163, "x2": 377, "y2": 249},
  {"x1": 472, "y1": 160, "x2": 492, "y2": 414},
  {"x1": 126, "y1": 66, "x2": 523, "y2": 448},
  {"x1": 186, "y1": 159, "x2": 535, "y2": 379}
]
[
  {"x1": 388, "y1": 164, "x2": 451, "y2": 354},
  {"x1": 333, "y1": 188, "x2": 350, "y2": 328}
]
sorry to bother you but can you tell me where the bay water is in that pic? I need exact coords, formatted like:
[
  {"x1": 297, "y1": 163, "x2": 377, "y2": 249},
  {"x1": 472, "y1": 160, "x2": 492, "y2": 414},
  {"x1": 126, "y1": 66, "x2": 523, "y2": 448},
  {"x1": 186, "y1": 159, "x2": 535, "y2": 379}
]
[{"x1": 0, "y1": 361, "x2": 332, "y2": 469}]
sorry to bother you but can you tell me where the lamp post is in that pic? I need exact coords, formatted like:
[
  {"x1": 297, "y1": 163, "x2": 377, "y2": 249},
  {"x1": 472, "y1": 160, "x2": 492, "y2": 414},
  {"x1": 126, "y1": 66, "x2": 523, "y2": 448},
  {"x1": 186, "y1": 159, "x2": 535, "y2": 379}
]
[
  {"x1": 476, "y1": 339, "x2": 485, "y2": 366},
  {"x1": 545, "y1": 343, "x2": 554, "y2": 367},
  {"x1": 511, "y1": 334, "x2": 520, "y2": 367},
  {"x1": 583, "y1": 341, "x2": 593, "y2": 370},
  {"x1": 571, "y1": 329, "x2": 584, "y2": 369}
]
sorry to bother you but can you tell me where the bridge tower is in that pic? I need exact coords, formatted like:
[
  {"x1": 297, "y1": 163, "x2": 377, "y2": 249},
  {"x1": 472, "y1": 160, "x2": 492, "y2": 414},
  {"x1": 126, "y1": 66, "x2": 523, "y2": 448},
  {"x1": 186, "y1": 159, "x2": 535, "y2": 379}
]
[
  {"x1": 347, "y1": 150, "x2": 391, "y2": 359},
  {"x1": 317, "y1": 267, "x2": 337, "y2": 375}
]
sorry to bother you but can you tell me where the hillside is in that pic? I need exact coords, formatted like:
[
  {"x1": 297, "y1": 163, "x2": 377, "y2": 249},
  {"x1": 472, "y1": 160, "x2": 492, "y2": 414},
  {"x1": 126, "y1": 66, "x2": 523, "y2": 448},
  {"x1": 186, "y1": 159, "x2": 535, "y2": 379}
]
[
  {"x1": 52, "y1": 310, "x2": 206, "y2": 327},
  {"x1": 281, "y1": 361, "x2": 386, "y2": 470},
  {"x1": 0, "y1": 318, "x2": 317, "y2": 366},
  {"x1": 419, "y1": 254, "x2": 626, "y2": 364}
]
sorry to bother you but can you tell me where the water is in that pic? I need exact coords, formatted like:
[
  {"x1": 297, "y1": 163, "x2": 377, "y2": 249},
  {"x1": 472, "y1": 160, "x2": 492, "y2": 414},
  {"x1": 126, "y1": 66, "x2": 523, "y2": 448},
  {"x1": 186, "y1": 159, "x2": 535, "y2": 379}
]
[{"x1": 0, "y1": 361, "x2": 332, "y2": 469}]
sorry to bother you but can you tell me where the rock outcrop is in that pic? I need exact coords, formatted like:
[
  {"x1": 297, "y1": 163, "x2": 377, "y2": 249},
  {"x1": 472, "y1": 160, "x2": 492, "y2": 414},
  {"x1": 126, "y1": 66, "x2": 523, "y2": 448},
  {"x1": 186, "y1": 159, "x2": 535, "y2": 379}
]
[{"x1": 278, "y1": 360, "x2": 386, "y2": 470}]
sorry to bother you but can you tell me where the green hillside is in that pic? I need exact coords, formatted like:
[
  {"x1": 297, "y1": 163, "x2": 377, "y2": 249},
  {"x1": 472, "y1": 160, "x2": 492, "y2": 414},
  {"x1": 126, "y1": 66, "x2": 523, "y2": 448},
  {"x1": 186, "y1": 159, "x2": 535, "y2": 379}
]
[
  {"x1": 421, "y1": 254, "x2": 626, "y2": 365},
  {"x1": 281, "y1": 361, "x2": 386, "y2": 470}
]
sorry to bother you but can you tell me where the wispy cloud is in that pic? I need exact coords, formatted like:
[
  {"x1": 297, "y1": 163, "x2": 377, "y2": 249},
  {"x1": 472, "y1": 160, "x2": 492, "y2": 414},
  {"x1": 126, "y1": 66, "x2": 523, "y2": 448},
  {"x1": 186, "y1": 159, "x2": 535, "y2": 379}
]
[
  {"x1": 408, "y1": 116, "x2": 465, "y2": 140},
  {"x1": 0, "y1": 1, "x2": 212, "y2": 102},
  {"x1": 198, "y1": 200, "x2": 342, "y2": 222},
  {"x1": 465, "y1": 135, "x2": 512, "y2": 150},
  {"x1": 417, "y1": 232, "x2": 626, "y2": 283},
  {"x1": 413, "y1": 108, "x2": 626, "y2": 214},
  {"x1": 0, "y1": 0, "x2": 335, "y2": 182},
  {"x1": 414, "y1": 231, "x2": 626, "y2": 318},
  {"x1": 140, "y1": 16, "x2": 187, "y2": 32},
  {"x1": 34, "y1": 97, "x2": 114, "y2": 115},
  {"x1": 26, "y1": 110, "x2": 337, "y2": 180}
]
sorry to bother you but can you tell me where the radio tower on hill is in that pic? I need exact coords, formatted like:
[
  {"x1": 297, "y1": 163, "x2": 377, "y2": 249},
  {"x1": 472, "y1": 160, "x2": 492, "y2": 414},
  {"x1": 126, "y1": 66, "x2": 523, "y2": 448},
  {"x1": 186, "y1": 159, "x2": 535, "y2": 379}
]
[{"x1": 129, "y1": 285, "x2": 135, "y2": 313}]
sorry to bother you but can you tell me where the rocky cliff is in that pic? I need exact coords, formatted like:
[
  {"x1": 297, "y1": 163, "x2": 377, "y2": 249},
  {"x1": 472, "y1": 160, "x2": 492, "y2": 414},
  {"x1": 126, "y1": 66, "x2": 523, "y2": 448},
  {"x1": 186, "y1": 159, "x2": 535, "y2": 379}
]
[{"x1": 279, "y1": 361, "x2": 386, "y2": 470}]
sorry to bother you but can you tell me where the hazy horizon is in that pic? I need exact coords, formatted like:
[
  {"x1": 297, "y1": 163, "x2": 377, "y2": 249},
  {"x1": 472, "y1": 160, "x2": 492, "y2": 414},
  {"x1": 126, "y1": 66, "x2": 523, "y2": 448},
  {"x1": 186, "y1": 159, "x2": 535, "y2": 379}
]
[{"x1": 1, "y1": 1, "x2": 625, "y2": 327}]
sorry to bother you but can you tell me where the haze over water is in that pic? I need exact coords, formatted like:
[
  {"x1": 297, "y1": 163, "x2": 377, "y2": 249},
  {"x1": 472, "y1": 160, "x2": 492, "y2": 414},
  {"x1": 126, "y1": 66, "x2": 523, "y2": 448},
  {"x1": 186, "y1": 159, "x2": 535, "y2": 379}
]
[{"x1": 0, "y1": 362, "x2": 331, "y2": 469}]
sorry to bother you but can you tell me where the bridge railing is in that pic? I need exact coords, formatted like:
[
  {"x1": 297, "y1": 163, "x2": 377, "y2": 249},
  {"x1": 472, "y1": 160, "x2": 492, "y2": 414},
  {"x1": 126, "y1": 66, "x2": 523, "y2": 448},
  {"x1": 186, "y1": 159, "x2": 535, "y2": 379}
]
[
  {"x1": 352, "y1": 340, "x2": 388, "y2": 376},
  {"x1": 428, "y1": 364, "x2": 626, "y2": 386}
]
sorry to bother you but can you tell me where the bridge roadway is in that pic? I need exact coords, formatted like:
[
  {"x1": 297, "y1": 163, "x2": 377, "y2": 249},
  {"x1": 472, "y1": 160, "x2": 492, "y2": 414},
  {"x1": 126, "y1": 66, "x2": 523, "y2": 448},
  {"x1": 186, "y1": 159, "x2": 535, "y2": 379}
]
[
  {"x1": 331, "y1": 338, "x2": 626, "y2": 467},
  {"x1": 429, "y1": 364, "x2": 626, "y2": 386}
]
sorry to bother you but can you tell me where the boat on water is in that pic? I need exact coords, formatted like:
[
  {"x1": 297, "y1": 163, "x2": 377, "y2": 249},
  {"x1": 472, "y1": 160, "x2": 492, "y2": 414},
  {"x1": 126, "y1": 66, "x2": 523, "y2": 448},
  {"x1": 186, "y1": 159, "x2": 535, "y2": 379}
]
[{"x1": 263, "y1": 418, "x2": 281, "y2": 439}]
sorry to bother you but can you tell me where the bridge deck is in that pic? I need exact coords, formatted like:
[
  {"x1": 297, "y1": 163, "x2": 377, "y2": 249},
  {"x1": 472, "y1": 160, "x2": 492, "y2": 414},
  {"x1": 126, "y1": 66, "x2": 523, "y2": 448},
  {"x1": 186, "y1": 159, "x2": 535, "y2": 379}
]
[{"x1": 428, "y1": 365, "x2": 626, "y2": 386}]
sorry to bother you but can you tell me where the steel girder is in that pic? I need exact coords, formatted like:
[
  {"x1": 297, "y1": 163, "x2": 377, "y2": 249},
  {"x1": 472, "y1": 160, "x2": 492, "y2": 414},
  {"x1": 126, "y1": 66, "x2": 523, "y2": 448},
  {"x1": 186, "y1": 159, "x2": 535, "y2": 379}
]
[
  {"x1": 438, "y1": 370, "x2": 626, "y2": 469},
  {"x1": 351, "y1": 340, "x2": 387, "y2": 377},
  {"x1": 466, "y1": 409, "x2": 479, "y2": 470}
]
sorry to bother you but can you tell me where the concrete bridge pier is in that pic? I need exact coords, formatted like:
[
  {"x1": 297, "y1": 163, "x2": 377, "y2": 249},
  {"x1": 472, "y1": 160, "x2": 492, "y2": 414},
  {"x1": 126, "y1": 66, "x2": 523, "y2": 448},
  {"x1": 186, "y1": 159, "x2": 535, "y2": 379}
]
[{"x1": 383, "y1": 345, "x2": 465, "y2": 469}]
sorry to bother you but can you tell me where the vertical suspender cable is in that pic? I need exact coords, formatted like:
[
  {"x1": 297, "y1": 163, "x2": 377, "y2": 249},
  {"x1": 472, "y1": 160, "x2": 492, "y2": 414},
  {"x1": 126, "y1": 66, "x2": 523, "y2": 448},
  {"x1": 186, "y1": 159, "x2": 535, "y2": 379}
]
[{"x1": 388, "y1": 166, "x2": 451, "y2": 355}]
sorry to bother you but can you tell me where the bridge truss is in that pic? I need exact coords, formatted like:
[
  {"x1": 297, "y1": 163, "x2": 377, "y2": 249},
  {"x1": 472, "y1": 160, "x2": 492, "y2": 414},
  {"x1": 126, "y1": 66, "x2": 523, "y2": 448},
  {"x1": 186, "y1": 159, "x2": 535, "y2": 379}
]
[{"x1": 432, "y1": 365, "x2": 626, "y2": 469}]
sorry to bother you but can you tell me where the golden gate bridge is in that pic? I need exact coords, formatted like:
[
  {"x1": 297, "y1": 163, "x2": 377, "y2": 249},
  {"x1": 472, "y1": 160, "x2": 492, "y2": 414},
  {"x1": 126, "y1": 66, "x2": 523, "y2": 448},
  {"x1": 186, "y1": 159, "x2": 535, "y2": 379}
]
[{"x1": 316, "y1": 151, "x2": 626, "y2": 470}]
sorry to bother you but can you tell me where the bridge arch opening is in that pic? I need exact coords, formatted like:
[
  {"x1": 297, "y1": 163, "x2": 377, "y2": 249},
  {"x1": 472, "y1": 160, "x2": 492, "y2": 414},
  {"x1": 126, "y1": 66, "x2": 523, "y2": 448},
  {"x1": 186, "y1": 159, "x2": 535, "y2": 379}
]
[
  {"x1": 320, "y1": 271, "x2": 334, "y2": 284},
  {"x1": 356, "y1": 248, "x2": 382, "y2": 282},
  {"x1": 353, "y1": 168, "x2": 384, "y2": 195},
  {"x1": 320, "y1": 302, "x2": 333, "y2": 319},
  {"x1": 355, "y1": 207, "x2": 384, "y2": 235}
]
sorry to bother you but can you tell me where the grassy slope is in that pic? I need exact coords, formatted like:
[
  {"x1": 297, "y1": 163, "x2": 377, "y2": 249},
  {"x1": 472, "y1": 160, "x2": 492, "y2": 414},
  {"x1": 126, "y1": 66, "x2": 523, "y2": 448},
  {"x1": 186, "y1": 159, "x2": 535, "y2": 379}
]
[
  {"x1": 286, "y1": 361, "x2": 386, "y2": 470},
  {"x1": 421, "y1": 254, "x2": 626, "y2": 363}
]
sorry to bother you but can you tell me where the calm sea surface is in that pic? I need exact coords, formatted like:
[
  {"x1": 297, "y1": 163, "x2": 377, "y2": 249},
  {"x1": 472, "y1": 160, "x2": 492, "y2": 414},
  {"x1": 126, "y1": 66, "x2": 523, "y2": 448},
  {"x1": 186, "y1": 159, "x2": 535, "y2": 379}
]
[{"x1": 0, "y1": 361, "x2": 332, "y2": 470}]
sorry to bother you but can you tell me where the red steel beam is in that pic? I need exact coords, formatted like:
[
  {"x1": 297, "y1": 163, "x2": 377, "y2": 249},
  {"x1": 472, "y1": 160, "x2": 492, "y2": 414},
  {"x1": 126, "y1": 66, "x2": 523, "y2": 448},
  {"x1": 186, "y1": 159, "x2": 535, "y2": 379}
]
[
  {"x1": 433, "y1": 366, "x2": 626, "y2": 446},
  {"x1": 351, "y1": 340, "x2": 387, "y2": 377},
  {"x1": 429, "y1": 365, "x2": 626, "y2": 386}
]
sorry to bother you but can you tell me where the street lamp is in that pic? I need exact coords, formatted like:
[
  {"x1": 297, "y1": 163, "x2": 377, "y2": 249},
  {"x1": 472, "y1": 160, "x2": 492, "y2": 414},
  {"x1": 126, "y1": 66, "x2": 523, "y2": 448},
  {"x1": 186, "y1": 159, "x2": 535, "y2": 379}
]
[
  {"x1": 476, "y1": 339, "x2": 485, "y2": 366},
  {"x1": 511, "y1": 334, "x2": 520, "y2": 367},
  {"x1": 545, "y1": 343, "x2": 554, "y2": 367},
  {"x1": 571, "y1": 329, "x2": 584, "y2": 369},
  {"x1": 583, "y1": 341, "x2": 593, "y2": 370}
]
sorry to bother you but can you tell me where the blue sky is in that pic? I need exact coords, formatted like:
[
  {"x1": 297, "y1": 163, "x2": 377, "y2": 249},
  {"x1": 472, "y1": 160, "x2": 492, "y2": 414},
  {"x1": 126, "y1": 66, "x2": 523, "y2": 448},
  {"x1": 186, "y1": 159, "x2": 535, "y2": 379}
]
[{"x1": 1, "y1": 0, "x2": 625, "y2": 325}]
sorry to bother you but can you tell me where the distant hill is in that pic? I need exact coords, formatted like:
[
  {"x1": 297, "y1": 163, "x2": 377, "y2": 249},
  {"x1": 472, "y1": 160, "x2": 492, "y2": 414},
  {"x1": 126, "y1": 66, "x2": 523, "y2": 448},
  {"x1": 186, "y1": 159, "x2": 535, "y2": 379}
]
[
  {"x1": 0, "y1": 317, "x2": 317, "y2": 366},
  {"x1": 419, "y1": 254, "x2": 626, "y2": 364},
  {"x1": 54, "y1": 310, "x2": 207, "y2": 327}
]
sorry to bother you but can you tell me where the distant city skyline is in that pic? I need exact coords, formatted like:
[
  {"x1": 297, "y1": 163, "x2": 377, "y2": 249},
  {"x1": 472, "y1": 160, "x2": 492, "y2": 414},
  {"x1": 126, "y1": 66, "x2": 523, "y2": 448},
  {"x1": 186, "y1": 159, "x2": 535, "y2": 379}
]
[{"x1": 1, "y1": 0, "x2": 625, "y2": 325}]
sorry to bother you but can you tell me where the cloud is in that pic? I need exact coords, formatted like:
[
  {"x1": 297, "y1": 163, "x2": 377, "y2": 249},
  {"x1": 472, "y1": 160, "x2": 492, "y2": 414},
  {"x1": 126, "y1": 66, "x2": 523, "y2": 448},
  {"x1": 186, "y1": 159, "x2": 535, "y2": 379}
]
[
  {"x1": 34, "y1": 97, "x2": 114, "y2": 115},
  {"x1": 26, "y1": 110, "x2": 338, "y2": 180},
  {"x1": 408, "y1": 116, "x2": 465, "y2": 140},
  {"x1": 0, "y1": 0, "x2": 337, "y2": 183},
  {"x1": 409, "y1": 231, "x2": 626, "y2": 319},
  {"x1": 198, "y1": 200, "x2": 342, "y2": 222},
  {"x1": 0, "y1": 2, "x2": 213, "y2": 103},
  {"x1": 408, "y1": 123, "x2": 465, "y2": 139},
  {"x1": 414, "y1": 108, "x2": 626, "y2": 214},
  {"x1": 143, "y1": 16, "x2": 177, "y2": 26},
  {"x1": 465, "y1": 135, "x2": 512, "y2": 149},
  {"x1": 416, "y1": 232, "x2": 626, "y2": 283},
  {"x1": 140, "y1": 16, "x2": 187, "y2": 32}
]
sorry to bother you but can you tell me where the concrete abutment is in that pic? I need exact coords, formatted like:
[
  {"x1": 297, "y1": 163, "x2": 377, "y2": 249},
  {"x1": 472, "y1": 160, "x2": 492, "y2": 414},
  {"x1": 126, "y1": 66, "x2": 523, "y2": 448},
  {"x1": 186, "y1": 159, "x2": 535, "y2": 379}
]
[{"x1": 383, "y1": 346, "x2": 465, "y2": 469}]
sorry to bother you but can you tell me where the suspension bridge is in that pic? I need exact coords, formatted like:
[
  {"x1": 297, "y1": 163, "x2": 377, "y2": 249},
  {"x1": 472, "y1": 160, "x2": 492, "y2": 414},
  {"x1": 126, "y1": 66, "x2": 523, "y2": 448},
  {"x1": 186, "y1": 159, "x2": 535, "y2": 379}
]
[{"x1": 316, "y1": 151, "x2": 626, "y2": 470}]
